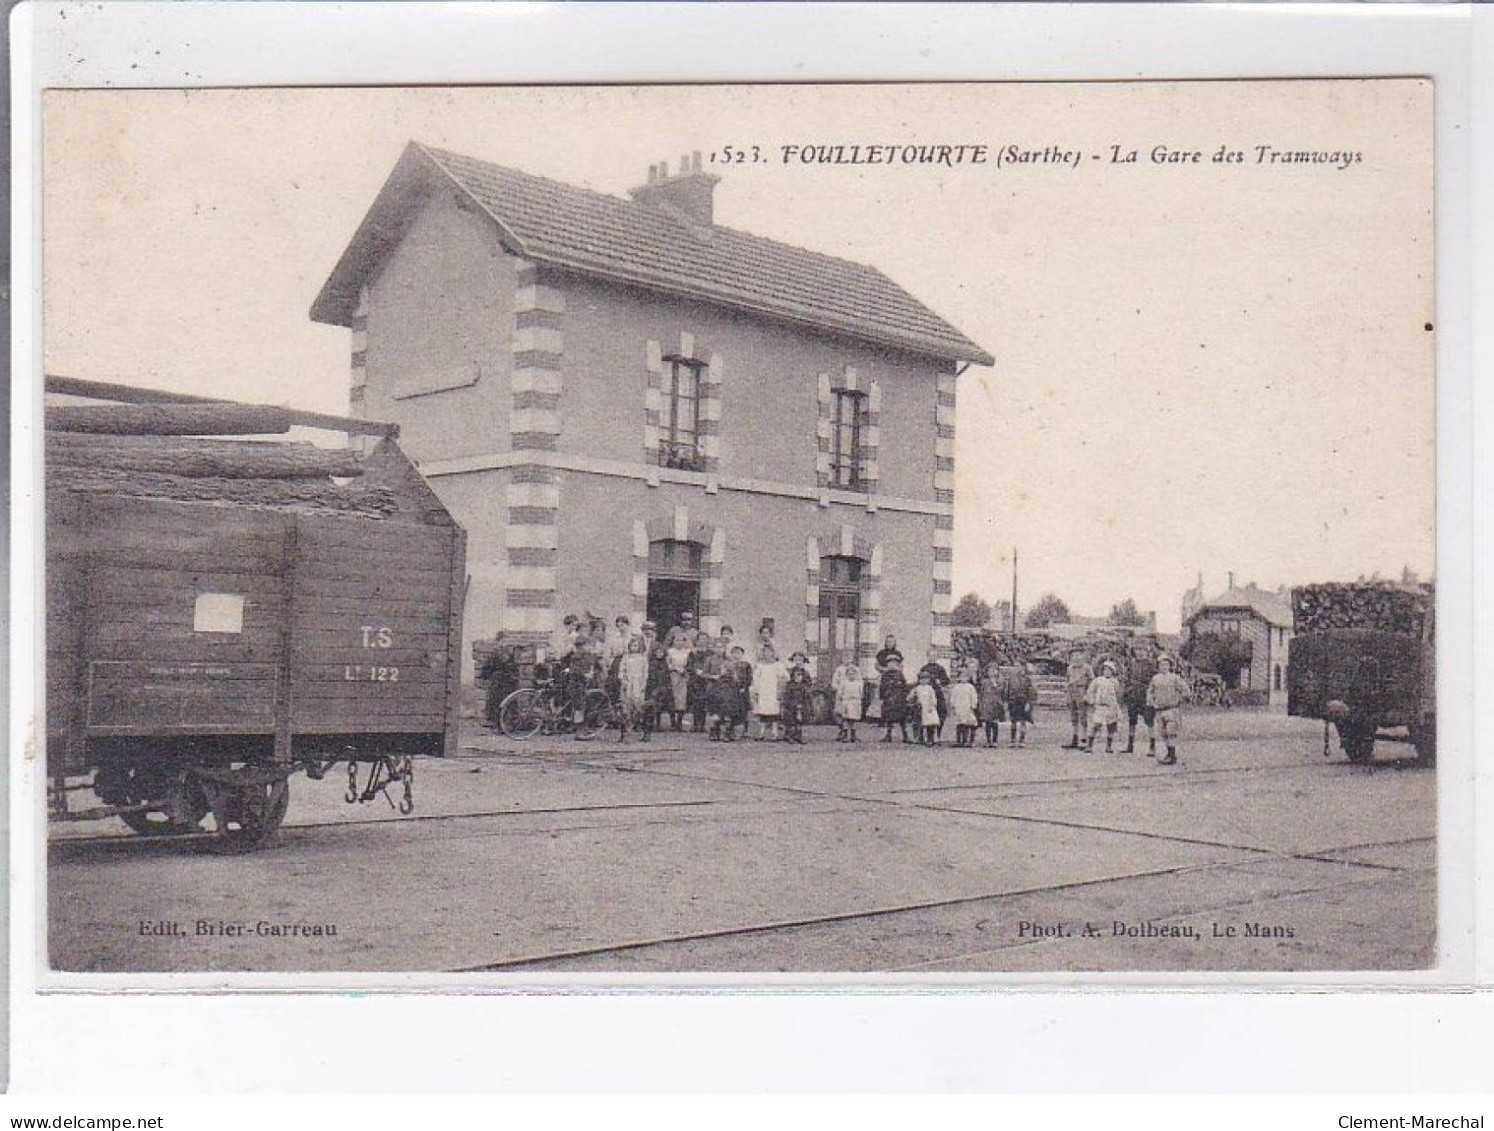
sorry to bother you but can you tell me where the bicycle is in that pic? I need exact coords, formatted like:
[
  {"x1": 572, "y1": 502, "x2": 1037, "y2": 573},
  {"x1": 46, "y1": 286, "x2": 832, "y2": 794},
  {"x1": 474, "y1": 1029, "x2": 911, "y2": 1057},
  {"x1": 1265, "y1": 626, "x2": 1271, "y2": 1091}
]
[{"x1": 498, "y1": 677, "x2": 614, "y2": 740}]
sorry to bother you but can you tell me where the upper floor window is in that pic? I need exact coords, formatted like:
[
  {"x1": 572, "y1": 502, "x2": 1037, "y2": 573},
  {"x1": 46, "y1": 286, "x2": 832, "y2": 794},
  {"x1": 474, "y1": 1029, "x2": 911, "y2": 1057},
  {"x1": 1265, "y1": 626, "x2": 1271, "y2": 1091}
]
[
  {"x1": 1217, "y1": 618, "x2": 1242, "y2": 635},
  {"x1": 831, "y1": 388, "x2": 868, "y2": 489},
  {"x1": 660, "y1": 355, "x2": 704, "y2": 471}
]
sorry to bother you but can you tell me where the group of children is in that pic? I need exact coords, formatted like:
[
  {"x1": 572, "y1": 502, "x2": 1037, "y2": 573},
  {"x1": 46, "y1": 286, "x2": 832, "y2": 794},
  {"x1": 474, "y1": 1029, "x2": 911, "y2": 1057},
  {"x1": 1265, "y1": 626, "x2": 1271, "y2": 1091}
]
[
  {"x1": 821, "y1": 640, "x2": 1038, "y2": 748},
  {"x1": 1059, "y1": 646, "x2": 1190, "y2": 765},
  {"x1": 550, "y1": 613, "x2": 817, "y2": 744},
  {"x1": 495, "y1": 614, "x2": 1189, "y2": 764}
]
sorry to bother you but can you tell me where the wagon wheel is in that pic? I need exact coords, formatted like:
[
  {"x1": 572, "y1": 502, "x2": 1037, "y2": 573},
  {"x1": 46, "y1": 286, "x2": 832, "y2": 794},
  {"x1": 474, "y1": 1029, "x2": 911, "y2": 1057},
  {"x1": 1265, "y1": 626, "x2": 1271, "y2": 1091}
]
[
  {"x1": 195, "y1": 768, "x2": 291, "y2": 854},
  {"x1": 1410, "y1": 719, "x2": 1436, "y2": 767},
  {"x1": 119, "y1": 774, "x2": 211, "y2": 837},
  {"x1": 1337, "y1": 721, "x2": 1376, "y2": 765}
]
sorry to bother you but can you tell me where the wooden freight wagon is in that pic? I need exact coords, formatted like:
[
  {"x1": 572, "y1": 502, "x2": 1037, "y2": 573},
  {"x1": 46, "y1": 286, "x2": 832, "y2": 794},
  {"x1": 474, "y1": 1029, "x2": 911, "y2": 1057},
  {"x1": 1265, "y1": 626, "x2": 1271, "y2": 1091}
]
[
  {"x1": 1286, "y1": 582, "x2": 1435, "y2": 766},
  {"x1": 45, "y1": 379, "x2": 466, "y2": 851}
]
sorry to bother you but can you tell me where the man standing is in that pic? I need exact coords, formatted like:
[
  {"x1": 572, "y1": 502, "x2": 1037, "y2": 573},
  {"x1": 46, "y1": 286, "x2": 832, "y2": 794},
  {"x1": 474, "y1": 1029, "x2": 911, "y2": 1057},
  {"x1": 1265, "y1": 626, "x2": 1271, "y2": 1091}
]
[
  {"x1": 547, "y1": 613, "x2": 581, "y2": 665},
  {"x1": 1147, "y1": 654, "x2": 1191, "y2": 766},
  {"x1": 1122, "y1": 644, "x2": 1159, "y2": 755},
  {"x1": 1064, "y1": 648, "x2": 1095, "y2": 749},
  {"x1": 665, "y1": 610, "x2": 697, "y2": 650}
]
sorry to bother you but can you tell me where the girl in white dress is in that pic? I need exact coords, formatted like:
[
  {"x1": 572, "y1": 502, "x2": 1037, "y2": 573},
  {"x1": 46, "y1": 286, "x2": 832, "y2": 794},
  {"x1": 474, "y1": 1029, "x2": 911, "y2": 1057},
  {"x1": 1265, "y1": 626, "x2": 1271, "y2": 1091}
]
[
  {"x1": 751, "y1": 643, "x2": 788, "y2": 740},
  {"x1": 947, "y1": 673, "x2": 980, "y2": 747},
  {"x1": 832, "y1": 661, "x2": 865, "y2": 743},
  {"x1": 910, "y1": 672, "x2": 941, "y2": 746},
  {"x1": 1084, "y1": 660, "x2": 1123, "y2": 753},
  {"x1": 616, "y1": 636, "x2": 650, "y2": 742}
]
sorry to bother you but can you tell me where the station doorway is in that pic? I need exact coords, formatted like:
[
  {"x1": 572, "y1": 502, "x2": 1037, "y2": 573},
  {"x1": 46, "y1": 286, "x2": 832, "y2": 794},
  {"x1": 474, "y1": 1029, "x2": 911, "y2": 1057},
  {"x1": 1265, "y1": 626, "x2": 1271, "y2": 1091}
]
[
  {"x1": 646, "y1": 539, "x2": 703, "y2": 640},
  {"x1": 817, "y1": 554, "x2": 863, "y2": 684}
]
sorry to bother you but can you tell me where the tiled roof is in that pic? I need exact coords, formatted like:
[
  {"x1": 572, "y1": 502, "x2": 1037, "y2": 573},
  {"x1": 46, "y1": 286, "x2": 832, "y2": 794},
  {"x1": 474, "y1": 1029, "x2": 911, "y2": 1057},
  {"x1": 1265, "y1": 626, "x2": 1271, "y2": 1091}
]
[
  {"x1": 311, "y1": 142, "x2": 993, "y2": 366},
  {"x1": 1191, "y1": 586, "x2": 1294, "y2": 628}
]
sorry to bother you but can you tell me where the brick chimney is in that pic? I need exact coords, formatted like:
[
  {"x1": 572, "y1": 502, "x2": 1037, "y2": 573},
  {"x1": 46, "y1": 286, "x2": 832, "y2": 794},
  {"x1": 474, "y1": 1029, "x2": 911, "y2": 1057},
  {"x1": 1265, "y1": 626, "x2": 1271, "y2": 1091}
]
[{"x1": 629, "y1": 151, "x2": 720, "y2": 226}]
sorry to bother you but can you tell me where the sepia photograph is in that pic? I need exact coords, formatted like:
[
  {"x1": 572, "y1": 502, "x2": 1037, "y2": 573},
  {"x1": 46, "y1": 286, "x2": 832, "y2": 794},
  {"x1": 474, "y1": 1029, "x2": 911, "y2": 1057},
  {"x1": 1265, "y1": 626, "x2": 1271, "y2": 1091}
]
[{"x1": 38, "y1": 79, "x2": 1437, "y2": 978}]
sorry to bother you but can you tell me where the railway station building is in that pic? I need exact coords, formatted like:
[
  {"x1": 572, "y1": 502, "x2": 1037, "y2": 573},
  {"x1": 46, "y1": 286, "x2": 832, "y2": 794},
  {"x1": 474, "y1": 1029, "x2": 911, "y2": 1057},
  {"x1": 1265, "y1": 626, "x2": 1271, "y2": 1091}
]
[
  {"x1": 312, "y1": 142, "x2": 993, "y2": 682},
  {"x1": 1183, "y1": 578, "x2": 1295, "y2": 704}
]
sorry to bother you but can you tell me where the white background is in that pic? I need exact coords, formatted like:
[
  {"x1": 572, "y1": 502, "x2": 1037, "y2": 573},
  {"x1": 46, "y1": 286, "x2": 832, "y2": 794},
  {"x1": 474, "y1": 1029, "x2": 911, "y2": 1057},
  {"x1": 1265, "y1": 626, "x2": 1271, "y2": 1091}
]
[{"x1": 9, "y1": 1, "x2": 1493, "y2": 1094}]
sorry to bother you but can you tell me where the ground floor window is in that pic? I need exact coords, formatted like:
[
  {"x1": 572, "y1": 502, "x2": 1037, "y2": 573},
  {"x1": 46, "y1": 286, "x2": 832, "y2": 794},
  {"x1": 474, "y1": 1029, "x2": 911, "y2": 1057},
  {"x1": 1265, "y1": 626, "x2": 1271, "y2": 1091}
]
[{"x1": 817, "y1": 554, "x2": 863, "y2": 682}]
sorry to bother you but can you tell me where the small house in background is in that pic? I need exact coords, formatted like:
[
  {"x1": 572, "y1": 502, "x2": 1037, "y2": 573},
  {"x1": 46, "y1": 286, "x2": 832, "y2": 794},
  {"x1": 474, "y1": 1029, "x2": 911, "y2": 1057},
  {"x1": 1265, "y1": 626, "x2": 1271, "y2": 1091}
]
[
  {"x1": 1184, "y1": 573, "x2": 1294, "y2": 704},
  {"x1": 311, "y1": 142, "x2": 993, "y2": 681}
]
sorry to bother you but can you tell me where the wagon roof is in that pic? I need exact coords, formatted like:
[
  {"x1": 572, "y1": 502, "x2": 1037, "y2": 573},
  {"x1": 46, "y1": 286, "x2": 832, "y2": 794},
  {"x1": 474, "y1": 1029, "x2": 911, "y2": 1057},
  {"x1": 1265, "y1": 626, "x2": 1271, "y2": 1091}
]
[
  {"x1": 311, "y1": 141, "x2": 995, "y2": 367},
  {"x1": 46, "y1": 435, "x2": 450, "y2": 523}
]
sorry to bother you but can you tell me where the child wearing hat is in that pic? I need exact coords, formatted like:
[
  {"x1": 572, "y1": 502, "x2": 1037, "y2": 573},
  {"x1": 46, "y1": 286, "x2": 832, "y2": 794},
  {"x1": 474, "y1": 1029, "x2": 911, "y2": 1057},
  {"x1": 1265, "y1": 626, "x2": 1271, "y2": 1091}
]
[
  {"x1": 782, "y1": 654, "x2": 813, "y2": 745},
  {"x1": 1084, "y1": 660, "x2": 1123, "y2": 753},
  {"x1": 879, "y1": 655, "x2": 911, "y2": 743},
  {"x1": 644, "y1": 639, "x2": 671, "y2": 736},
  {"x1": 1004, "y1": 662, "x2": 1037, "y2": 747},
  {"x1": 721, "y1": 644, "x2": 754, "y2": 741},
  {"x1": 910, "y1": 670, "x2": 941, "y2": 746},
  {"x1": 1064, "y1": 649, "x2": 1095, "y2": 749},
  {"x1": 1146, "y1": 654, "x2": 1191, "y2": 765},
  {"x1": 978, "y1": 661, "x2": 1007, "y2": 747},
  {"x1": 948, "y1": 669, "x2": 980, "y2": 748}
]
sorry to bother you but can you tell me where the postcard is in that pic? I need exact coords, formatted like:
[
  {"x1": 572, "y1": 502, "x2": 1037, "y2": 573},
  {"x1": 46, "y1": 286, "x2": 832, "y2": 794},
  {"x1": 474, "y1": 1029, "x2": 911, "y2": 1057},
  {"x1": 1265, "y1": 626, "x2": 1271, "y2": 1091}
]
[{"x1": 36, "y1": 79, "x2": 1441, "y2": 981}]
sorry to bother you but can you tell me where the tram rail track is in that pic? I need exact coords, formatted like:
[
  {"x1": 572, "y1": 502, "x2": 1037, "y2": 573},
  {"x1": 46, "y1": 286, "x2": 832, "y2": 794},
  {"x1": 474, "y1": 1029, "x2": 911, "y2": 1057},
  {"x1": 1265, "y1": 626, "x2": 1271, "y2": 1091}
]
[{"x1": 455, "y1": 832, "x2": 1432, "y2": 972}]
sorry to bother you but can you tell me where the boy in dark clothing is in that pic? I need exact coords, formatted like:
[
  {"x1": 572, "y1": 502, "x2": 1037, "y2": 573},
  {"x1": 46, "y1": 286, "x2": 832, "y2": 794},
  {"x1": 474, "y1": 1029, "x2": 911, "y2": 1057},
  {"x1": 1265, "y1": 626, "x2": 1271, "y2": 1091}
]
[
  {"x1": 1004, "y1": 663, "x2": 1037, "y2": 747},
  {"x1": 702, "y1": 642, "x2": 729, "y2": 740},
  {"x1": 782, "y1": 661, "x2": 813, "y2": 745},
  {"x1": 978, "y1": 661, "x2": 1006, "y2": 747},
  {"x1": 479, "y1": 645, "x2": 521, "y2": 730},
  {"x1": 1122, "y1": 646, "x2": 1159, "y2": 754},
  {"x1": 686, "y1": 631, "x2": 713, "y2": 734},
  {"x1": 644, "y1": 643, "x2": 672, "y2": 739},
  {"x1": 721, "y1": 645, "x2": 753, "y2": 741},
  {"x1": 879, "y1": 657, "x2": 911, "y2": 743}
]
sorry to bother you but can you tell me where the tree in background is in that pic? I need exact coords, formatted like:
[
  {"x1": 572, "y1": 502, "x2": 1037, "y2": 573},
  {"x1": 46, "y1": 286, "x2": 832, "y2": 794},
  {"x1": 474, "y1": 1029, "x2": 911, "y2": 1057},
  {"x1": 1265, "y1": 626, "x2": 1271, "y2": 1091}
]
[
  {"x1": 1108, "y1": 598, "x2": 1147, "y2": 627},
  {"x1": 1182, "y1": 631, "x2": 1254, "y2": 689},
  {"x1": 1024, "y1": 593, "x2": 1071, "y2": 629},
  {"x1": 951, "y1": 592, "x2": 993, "y2": 628}
]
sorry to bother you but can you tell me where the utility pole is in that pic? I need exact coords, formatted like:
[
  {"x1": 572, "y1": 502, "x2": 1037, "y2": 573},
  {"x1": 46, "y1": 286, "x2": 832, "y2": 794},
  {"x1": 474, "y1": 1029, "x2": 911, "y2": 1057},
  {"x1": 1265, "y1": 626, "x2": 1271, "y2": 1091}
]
[{"x1": 1011, "y1": 547, "x2": 1019, "y2": 633}]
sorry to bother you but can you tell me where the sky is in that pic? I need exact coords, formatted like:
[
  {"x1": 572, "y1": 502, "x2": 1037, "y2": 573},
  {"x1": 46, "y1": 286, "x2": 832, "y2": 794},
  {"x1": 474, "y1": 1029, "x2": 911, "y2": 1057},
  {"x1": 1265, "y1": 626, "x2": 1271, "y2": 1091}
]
[{"x1": 43, "y1": 82, "x2": 1434, "y2": 632}]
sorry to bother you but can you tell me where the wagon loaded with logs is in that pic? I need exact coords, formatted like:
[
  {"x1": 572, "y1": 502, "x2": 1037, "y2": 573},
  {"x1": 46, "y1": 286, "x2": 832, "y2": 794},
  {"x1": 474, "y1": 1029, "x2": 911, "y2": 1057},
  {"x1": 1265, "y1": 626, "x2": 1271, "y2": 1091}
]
[
  {"x1": 46, "y1": 377, "x2": 466, "y2": 850},
  {"x1": 1286, "y1": 581, "x2": 1435, "y2": 766}
]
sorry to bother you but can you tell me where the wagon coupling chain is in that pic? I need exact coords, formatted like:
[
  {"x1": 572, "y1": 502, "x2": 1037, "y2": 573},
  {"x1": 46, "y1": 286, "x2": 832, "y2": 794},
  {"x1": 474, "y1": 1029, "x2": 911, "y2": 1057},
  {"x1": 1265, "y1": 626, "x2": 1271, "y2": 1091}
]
[{"x1": 343, "y1": 755, "x2": 416, "y2": 814}]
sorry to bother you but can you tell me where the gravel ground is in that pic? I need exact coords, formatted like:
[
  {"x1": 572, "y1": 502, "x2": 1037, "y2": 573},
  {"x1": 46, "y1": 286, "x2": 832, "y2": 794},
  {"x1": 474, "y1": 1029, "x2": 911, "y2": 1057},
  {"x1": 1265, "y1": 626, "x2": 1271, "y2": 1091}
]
[{"x1": 46, "y1": 708, "x2": 1435, "y2": 974}]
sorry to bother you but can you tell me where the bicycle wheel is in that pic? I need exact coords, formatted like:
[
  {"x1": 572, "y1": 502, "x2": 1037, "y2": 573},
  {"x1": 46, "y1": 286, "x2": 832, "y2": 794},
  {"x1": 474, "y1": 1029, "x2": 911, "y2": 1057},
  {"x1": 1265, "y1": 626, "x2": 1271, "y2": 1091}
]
[
  {"x1": 575, "y1": 689, "x2": 611, "y2": 739},
  {"x1": 499, "y1": 688, "x2": 545, "y2": 740}
]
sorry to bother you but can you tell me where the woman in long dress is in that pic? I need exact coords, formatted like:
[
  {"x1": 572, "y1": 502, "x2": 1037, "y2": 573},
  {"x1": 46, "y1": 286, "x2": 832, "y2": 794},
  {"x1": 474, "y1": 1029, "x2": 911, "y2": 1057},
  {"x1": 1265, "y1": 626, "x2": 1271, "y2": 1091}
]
[{"x1": 666, "y1": 637, "x2": 692, "y2": 731}]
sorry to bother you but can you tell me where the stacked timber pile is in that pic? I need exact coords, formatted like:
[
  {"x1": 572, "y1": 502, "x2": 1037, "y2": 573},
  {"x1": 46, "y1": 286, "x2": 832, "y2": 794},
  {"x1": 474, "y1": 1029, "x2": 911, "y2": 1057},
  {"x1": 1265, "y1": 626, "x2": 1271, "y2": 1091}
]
[
  {"x1": 953, "y1": 626, "x2": 1158, "y2": 669},
  {"x1": 45, "y1": 380, "x2": 404, "y2": 519},
  {"x1": 1291, "y1": 582, "x2": 1434, "y2": 636}
]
